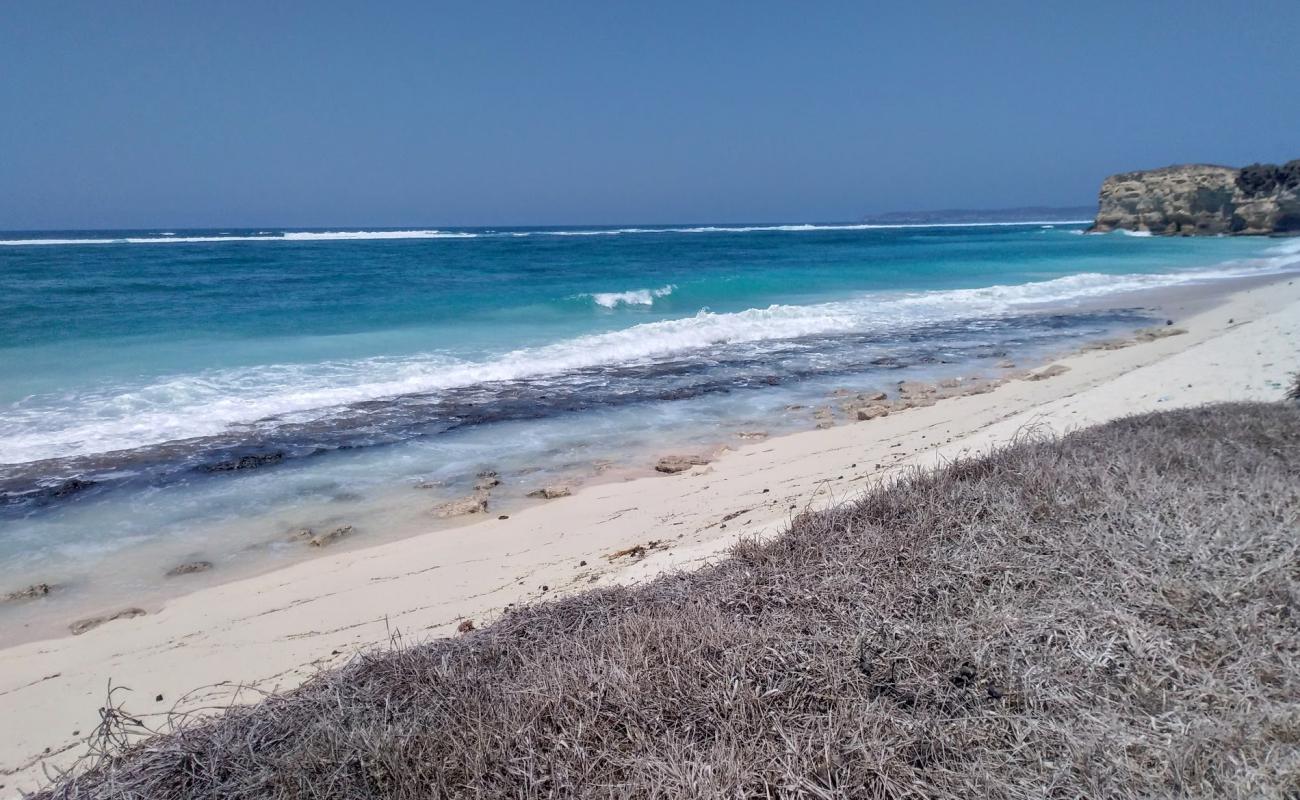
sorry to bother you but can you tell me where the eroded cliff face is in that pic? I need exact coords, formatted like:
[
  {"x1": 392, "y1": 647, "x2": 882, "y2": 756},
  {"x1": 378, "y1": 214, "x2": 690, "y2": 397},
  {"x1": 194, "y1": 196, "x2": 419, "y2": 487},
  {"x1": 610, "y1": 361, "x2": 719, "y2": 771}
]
[{"x1": 1087, "y1": 161, "x2": 1300, "y2": 235}]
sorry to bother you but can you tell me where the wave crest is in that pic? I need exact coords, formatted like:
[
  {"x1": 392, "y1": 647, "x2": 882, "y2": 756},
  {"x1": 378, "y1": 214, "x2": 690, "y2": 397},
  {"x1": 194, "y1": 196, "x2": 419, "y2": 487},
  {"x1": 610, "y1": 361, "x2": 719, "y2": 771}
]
[
  {"x1": 2, "y1": 253, "x2": 1295, "y2": 465},
  {"x1": 586, "y1": 285, "x2": 676, "y2": 308}
]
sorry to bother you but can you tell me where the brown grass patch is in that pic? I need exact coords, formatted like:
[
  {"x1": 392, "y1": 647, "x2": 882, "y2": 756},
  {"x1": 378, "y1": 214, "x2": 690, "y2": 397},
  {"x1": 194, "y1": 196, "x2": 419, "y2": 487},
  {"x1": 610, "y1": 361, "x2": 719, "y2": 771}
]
[{"x1": 39, "y1": 403, "x2": 1300, "y2": 798}]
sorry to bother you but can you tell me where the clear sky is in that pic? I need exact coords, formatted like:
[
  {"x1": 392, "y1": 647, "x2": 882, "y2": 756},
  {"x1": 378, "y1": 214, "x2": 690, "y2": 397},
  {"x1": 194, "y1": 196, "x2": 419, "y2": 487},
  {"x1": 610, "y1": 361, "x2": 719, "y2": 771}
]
[{"x1": 2, "y1": 1, "x2": 1297, "y2": 229}]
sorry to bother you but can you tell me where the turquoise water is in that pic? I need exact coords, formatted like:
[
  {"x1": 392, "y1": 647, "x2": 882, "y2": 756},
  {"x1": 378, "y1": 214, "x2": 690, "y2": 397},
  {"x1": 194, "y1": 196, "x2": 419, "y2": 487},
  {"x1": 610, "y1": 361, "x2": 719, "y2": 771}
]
[{"x1": 0, "y1": 222, "x2": 1295, "y2": 629}]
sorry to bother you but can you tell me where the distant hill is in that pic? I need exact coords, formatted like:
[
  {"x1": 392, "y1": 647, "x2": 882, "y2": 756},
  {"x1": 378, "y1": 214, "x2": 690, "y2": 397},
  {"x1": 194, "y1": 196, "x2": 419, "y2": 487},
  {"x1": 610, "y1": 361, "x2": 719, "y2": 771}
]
[{"x1": 863, "y1": 206, "x2": 1094, "y2": 225}]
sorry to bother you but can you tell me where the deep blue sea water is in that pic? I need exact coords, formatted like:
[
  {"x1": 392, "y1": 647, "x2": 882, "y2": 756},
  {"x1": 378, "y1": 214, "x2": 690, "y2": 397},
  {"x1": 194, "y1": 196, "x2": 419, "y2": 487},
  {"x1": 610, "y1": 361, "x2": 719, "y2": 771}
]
[{"x1": 2, "y1": 222, "x2": 1297, "y2": 633}]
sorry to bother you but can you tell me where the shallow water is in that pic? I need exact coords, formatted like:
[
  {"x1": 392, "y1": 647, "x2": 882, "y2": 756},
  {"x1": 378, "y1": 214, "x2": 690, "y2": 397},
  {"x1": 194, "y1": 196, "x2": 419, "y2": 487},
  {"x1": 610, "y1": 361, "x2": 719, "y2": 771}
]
[{"x1": 2, "y1": 223, "x2": 1297, "y2": 639}]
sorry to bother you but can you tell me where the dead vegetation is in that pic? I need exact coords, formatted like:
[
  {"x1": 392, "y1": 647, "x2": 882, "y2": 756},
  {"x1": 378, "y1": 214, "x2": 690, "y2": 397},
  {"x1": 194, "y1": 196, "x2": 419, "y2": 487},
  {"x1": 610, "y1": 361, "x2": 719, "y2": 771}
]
[{"x1": 37, "y1": 403, "x2": 1300, "y2": 798}]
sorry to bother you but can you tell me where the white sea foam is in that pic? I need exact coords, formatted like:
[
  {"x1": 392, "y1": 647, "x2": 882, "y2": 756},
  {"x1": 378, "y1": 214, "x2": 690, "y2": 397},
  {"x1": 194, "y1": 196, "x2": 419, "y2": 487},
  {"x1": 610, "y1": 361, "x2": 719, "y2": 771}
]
[
  {"x1": 586, "y1": 284, "x2": 677, "y2": 308},
  {"x1": 518, "y1": 221, "x2": 1094, "y2": 237},
  {"x1": 3, "y1": 253, "x2": 1296, "y2": 466},
  {"x1": 0, "y1": 230, "x2": 478, "y2": 246},
  {"x1": 0, "y1": 221, "x2": 1095, "y2": 247}
]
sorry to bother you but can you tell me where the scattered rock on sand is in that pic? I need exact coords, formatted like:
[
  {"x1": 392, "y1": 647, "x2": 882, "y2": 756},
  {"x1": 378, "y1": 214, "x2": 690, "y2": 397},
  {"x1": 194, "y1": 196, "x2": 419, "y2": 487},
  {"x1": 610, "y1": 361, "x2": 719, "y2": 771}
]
[
  {"x1": 995, "y1": 359, "x2": 1016, "y2": 369},
  {"x1": 937, "y1": 377, "x2": 963, "y2": 389},
  {"x1": 856, "y1": 406, "x2": 890, "y2": 421},
  {"x1": 457, "y1": 619, "x2": 475, "y2": 634},
  {"x1": 1081, "y1": 338, "x2": 1134, "y2": 352},
  {"x1": 960, "y1": 380, "x2": 996, "y2": 396},
  {"x1": 895, "y1": 396, "x2": 937, "y2": 409},
  {"x1": 1134, "y1": 326, "x2": 1188, "y2": 342},
  {"x1": 473, "y1": 471, "x2": 501, "y2": 491},
  {"x1": 655, "y1": 455, "x2": 709, "y2": 474},
  {"x1": 1026, "y1": 364, "x2": 1071, "y2": 381},
  {"x1": 434, "y1": 494, "x2": 489, "y2": 517},
  {"x1": 70, "y1": 608, "x2": 146, "y2": 636},
  {"x1": 3, "y1": 583, "x2": 53, "y2": 603},
  {"x1": 608, "y1": 539, "x2": 666, "y2": 560},
  {"x1": 528, "y1": 485, "x2": 572, "y2": 500},
  {"x1": 164, "y1": 561, "x2": 213, "y2": 578},
  {"x1": 859, "y1": 390, "x2": 888, "y2": 402},
  {"x1": 897, "y1": 380, "x2": 937, "y2": 397},
  {"x1": 308, "y1": 525, "x2": 355, "y2": 547}
]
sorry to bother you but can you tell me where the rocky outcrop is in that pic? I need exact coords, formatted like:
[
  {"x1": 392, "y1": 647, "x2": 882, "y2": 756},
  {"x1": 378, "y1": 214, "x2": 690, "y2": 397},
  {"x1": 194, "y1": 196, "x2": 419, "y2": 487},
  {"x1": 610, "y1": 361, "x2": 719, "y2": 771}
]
[{"x1": 1087, "y1": 160, "x2": 1300, "y2": 235}]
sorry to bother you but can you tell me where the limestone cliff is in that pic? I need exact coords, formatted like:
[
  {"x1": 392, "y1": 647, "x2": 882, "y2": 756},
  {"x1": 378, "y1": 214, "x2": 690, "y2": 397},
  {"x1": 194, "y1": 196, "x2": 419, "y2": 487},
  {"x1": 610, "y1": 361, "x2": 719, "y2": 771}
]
[{"x1": 1087, "y1": 160, "x2": 1300, "y2": 235}]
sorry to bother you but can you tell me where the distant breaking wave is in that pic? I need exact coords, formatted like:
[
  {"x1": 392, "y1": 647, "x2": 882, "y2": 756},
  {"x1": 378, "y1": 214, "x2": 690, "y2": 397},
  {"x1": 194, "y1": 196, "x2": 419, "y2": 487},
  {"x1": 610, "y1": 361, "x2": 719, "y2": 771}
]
[
  {"x1": 585, "y1": 284, "x2": 677, "y2": 308},
  {"x1": 0, "y1": 221, "x2": 1094, "y2": 247},
  {"x1": 0, "y1": 230, "x2": 477, "y2": 246},
  {"x1": 1, "y1": 251, "x2": 1295, "y2": 466}
]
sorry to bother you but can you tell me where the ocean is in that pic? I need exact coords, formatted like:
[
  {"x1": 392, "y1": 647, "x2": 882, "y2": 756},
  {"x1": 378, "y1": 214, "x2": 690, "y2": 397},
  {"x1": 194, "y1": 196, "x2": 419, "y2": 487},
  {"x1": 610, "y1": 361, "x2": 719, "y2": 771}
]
[{"x1": 2, "y1": 222, "x2": 1297, "y2": 637}]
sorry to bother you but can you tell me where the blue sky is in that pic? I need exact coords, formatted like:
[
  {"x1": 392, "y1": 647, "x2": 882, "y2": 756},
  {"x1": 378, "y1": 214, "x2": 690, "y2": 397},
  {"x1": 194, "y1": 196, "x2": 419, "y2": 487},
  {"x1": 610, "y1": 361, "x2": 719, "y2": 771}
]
[{"x1": 1, "y1": 1, "x2": 1297, "y2": 229}]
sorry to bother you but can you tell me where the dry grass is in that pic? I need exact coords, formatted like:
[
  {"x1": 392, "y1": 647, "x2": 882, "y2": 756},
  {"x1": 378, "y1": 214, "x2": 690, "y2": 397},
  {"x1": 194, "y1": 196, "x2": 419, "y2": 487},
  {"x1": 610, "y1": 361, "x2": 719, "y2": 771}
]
[{"x1": 40, "y1": 403, "x2": 1300, "y2": 799}]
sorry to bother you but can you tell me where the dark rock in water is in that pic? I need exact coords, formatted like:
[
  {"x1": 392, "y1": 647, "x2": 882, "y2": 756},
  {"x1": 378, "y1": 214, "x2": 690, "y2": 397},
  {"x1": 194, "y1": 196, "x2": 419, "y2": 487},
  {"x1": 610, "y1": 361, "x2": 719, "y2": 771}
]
[
  {"x1": 3, "y1": 583, "x2": 53, "y2": 603},
  {"x1": 70, "y1": 607, "x2": 146, "y2": 635},
  {"x1": 165, "y1": 561, "x2": 214, "y2": 577},
  {"x1": 48, "y1": 478, "x2": 97, "y2": 499},
  {"x1": 1087, "y1": 160, "x2": 1300, "y2": 235},
  {"x1": 205, "y1": 452, "x2": 285, "y2": 472}
]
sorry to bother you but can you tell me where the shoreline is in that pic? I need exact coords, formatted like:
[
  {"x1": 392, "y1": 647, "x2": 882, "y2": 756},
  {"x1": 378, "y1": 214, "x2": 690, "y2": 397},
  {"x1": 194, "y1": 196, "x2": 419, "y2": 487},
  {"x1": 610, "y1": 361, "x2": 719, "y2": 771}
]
[
  {"x1": 2, "y1": 272, "x2": 1299, "y2": 794},
  {"x1": 1, "y1": 269, "x2": 1287, "y2": 645}
]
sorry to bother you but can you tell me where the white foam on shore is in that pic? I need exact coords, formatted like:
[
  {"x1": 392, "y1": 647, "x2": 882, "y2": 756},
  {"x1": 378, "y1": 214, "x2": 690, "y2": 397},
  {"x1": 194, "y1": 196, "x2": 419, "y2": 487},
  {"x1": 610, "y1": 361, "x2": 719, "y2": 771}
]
[
  {"x1": 586, "y1": 284, "x2": 677, "y2": 308},
  {"x1": 3, "y1": 251, "x2": 1297, "y2": 466}
]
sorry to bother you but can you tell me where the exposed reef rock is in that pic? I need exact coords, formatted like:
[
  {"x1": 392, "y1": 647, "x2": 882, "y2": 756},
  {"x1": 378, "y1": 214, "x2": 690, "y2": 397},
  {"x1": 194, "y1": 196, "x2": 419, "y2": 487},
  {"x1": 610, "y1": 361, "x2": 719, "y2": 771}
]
[
  {"x1": 527, "y1": 485, "x2": 572, "y2": 500},
  {"x1": 3, "y1": 583, "x2": 53, "y2": 603},
  {"x1": 70, "y1": 607, "x2": 146, "y2": 635},
  {"x1": 1087, "y1": 160, "x2": 1300, "y2": 235}
]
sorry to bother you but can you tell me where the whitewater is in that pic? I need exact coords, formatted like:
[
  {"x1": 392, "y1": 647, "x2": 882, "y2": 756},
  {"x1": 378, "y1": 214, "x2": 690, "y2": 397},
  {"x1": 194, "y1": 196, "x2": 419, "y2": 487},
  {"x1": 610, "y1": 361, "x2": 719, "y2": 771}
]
[{"x1": 2, "y1": 221, "x2": 1297, "y2": 613}]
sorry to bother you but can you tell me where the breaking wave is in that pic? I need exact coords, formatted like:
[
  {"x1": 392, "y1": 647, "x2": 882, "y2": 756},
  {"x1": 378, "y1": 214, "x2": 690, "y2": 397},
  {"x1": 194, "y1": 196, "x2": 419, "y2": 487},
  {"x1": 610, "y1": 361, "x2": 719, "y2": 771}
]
[
  {"x1": 2, "y1": 253, "x2": 1294, "y2": 466},
  {"x1": 586, "y1": 285, "x2": 677, "y2": 308},
  {"x1": 0, "y1": 221, "x2": 1095, "y2": 247}
]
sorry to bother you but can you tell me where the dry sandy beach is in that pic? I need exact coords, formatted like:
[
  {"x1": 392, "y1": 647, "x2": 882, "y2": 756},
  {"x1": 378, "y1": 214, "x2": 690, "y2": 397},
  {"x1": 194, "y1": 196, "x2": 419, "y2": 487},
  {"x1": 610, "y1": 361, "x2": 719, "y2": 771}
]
[{"x1": 2, "y1": 275, "x2": 1298, "y2": 795}]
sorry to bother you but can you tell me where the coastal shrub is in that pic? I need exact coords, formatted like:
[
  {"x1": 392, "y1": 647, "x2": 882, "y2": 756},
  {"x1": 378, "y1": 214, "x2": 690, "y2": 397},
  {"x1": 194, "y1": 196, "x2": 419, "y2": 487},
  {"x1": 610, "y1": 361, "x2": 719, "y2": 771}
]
[{"x1": 40, "y1": 403, "x2": 1300, "y2": 799}]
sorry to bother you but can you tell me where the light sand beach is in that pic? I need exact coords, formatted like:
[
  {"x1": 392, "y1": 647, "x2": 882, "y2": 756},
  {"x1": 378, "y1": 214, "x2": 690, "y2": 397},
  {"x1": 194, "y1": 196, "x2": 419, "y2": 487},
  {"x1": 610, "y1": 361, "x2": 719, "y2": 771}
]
[{"x1": 3, "y1": 274, "x2": 1298, "y2": 795}]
